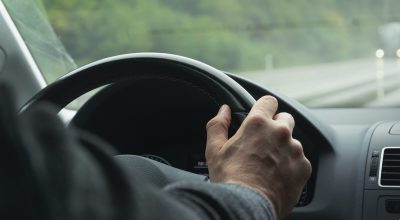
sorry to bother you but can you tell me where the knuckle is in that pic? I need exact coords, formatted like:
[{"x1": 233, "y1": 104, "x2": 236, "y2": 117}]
[
  {"x1": 302, "y1": 158, "x2": 312, "y2": 178},
  {"x1": 292, "y1": 145, "x2": 304, "y2": 158},
  {"x1": 260, "y1": 95, "x2": 277, "y2": 104},
  {"x1": 281, "y1": 112, "x2": 294, "y2": 122},
  {"x1": 291, "y1": 140, "x2": 304, "y2": 157},
  {"x1": 274, "y1": 123, "x2": 291, "y2": 140},
  {"x1": 246, "y1": 113, "x2": 268, "y2": 129}
]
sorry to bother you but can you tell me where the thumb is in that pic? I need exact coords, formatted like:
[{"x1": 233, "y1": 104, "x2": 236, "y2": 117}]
[{"x1": 205, "y1": 105, "x2": 231, "y2": 159}]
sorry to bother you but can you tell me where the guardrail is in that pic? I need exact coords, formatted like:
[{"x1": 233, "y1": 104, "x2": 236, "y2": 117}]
[{"x1": 240, "y1": 59, "x2": 400, "y2": 107}]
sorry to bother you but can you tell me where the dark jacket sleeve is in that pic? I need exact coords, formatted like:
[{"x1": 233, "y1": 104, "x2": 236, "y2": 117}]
[
  {"x1": 163, "y1": 182, "x2": 277, "y2": 220},
  {"x1": 0, "y1": 83, "x2": 276, "y2": 220}
]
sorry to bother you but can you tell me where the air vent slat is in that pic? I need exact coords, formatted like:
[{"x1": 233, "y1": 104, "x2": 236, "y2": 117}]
[
  {"x1": 385, "y1": 159, "x2": 400, "y2": 162},
  {"x1": 384, "y1": 153, "x2": 400, "y2": 156},
  {"x1": 382, "y1": 172, "x2": 400, "y2": 175},
  {"x1": 383, "y1": 159, "x2": 400, "y2": 162},
  {"x1": 383, "y1": 161, "x2": 400, "y2": 166},
  {"x1": 380, "y1": 147, "x2": 400, "y2": 187},
  {"x1": 381, "y1": 173, "x2": 400, "y2": 179},
  {"x1": 381, "y1": 180, "x2": 400, "y2": 185},
  {"x1": 382, "y1": 165, "x2": 400, "y2": 168}
]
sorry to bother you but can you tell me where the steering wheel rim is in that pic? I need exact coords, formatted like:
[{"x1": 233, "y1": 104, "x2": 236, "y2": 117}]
[
  {"x1": 20, "y1": 53, "x2": 256, "y2": 114},
  {"x1": 19, "y1": 52, "x2": 259, "y2": 185}
]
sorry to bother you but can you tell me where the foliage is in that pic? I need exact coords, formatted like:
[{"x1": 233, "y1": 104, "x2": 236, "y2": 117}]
[{"x1": 6, "y1": 0, "x2": 400, "y2": 80}]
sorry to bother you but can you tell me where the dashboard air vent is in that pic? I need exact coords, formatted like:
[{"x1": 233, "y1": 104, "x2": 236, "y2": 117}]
[{"x1": 380, "y1": 147, "x2": 400, "y2": 187}]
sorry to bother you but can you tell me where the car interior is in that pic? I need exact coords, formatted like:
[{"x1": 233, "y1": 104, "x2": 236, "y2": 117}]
[{"x1": 1, "y1": 1, "x2": 400, "y2": 220}]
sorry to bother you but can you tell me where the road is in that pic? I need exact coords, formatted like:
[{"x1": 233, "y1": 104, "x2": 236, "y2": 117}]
[{"x1": 238, "y1": 59, "x2": 400, "y2": 107}]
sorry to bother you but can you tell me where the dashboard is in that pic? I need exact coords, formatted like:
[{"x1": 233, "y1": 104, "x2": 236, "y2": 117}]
[
  {"x1": 364, "y1": 121, "x2": 400, "y2": 219},
  {"x1": 307, "y1": 109, "x2": 400, "y2": 220},
  {"x1": 68, "y1": 73, "x2": 400, "y2": 220}
]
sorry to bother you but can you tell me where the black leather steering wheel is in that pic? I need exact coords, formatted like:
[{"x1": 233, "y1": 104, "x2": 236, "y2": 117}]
[
  {"x1": 21, "y1": 53, "x2": 255, "y2": 114},
  {"x1": 20, "y1": 53, "x2": 257, "y2": 185}
]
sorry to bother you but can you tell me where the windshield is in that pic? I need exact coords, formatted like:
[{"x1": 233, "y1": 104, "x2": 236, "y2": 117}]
[{"x1": 3, "y1": 0, "x2": 400, "y2": 107}]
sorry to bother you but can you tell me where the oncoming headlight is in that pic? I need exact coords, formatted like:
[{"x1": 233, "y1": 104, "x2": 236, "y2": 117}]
[{"x1": 376, "y1": 49, "x2": 385, "y2": 59}]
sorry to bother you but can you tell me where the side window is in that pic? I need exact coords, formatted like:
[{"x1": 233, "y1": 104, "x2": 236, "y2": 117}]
[{"x1": 3, "y1": 0, "x2": 76, "y2": 82}]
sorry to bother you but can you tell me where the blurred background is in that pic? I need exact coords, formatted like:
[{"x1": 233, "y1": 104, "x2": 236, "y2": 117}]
[{"x1": 4, "y1": 0, "x2": 400, "y2": 107}]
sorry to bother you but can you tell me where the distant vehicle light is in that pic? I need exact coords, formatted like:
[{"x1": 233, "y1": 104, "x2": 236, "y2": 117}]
[
  {"x1": 376, "y1": 49, "x2": 385, "y2": 58},
  {"x1": 397, "y1": 48, "x2": 400, "y2": 58}
]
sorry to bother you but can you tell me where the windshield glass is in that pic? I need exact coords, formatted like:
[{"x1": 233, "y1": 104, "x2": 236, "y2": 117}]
[{"x1": 4, "y1": 0, "x2": 400, "y2": 107}]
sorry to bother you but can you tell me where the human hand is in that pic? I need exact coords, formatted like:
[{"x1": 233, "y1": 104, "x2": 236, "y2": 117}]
[{"x1": 205, "y1": 96, "x2": 312, "y2": 219}]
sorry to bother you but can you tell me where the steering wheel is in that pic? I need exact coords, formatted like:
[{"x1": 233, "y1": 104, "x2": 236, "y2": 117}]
[
  {"x1": 20, "y1": 53, "x2": 257, "y2": 185},
  {"x1": 22, "y1": 53, "x2": 255, "y2": 112}
]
